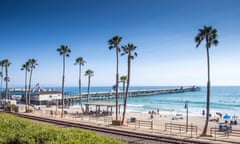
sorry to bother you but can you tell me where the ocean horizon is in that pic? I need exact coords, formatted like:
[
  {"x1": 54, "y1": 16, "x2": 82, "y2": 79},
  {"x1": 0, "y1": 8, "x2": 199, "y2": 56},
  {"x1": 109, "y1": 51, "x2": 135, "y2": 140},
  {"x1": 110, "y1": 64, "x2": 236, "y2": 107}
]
[
  {"x1": 46, "y1": 86, "x2": 240, "y2": 117},
  {"x1": 2, "y1": 86, "x2": 240, "y2": 117}
]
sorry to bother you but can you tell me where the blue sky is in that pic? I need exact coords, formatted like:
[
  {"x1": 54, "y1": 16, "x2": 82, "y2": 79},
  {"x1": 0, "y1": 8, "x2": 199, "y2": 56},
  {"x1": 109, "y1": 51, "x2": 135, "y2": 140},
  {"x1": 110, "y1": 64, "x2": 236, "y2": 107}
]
[{"x1": 0, "y1": 0, "x2": 240, "y2": 87}]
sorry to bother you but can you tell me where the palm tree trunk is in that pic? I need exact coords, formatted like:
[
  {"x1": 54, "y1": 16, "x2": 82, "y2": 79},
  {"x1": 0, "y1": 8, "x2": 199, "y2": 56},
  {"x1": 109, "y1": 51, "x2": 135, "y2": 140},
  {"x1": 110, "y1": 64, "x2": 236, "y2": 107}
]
[
  {"x1": 0, "y1": 76, "x2": 2, "y2": 100},
  {"x1": 61, "y1": 55, "x2": 65, "y2": 118},
  {"x1": 28, "y1": 69, "x2": 33, "y2": 109},
  {"x1": 5, "y1": 66, "x2": 9, "y2": 101},
  {"x1": 87, "y1": 76, "x2": 90, "y2": 103},
  {"x1": 0, "y1": 67, "x2": 3, "y2": 100},
  {"x1": 122, "y1": 56, "x2": 131, "y2": 124},
  {"x1": 115, "y1": 47, "x2": 119, "y2": 120},
  {"x1": 122, "y1": 81, "x2": 125, "y2": 97},
  {"x1": 79, "y1": 65, "x2": 84, "y2": 112},
  {"x1": 202, "y1": 41, "x2": 211, "y2": 136},
  {"x1": 25, "y1": 70, "x2": 28, "y2": 110},
  {"x1": 79, "y1": 65, "x2": 81, "y2": 100}
]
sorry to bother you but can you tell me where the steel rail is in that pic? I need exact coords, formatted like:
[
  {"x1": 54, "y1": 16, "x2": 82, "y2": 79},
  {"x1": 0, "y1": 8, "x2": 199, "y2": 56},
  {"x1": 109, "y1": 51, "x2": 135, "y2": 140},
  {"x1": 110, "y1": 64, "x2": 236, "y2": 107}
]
[{"x1": 10, "y1": 112, "x2": 211, "y2": 144}]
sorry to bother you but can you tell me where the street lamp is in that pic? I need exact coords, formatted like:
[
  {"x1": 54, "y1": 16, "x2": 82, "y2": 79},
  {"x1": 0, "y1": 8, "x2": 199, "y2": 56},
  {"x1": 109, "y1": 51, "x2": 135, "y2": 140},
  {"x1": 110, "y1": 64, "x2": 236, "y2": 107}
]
[{"x1": 184, "y1": 101, "x2": 189, "y2": 132}]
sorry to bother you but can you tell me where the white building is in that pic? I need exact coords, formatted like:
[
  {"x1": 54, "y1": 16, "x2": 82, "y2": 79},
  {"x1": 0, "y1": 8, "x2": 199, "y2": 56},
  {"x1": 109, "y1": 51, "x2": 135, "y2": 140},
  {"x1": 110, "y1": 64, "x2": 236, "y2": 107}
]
[{"x1": 30, "y1": 90, "x2": 62, "y2": 105}]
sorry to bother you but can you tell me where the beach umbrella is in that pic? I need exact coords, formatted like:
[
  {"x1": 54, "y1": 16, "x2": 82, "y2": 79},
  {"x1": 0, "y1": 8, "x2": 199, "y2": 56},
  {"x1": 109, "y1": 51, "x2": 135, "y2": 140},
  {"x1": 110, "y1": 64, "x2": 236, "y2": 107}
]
[{"x1": 223, "y1": 114, "x2": 231, "y2": 120}]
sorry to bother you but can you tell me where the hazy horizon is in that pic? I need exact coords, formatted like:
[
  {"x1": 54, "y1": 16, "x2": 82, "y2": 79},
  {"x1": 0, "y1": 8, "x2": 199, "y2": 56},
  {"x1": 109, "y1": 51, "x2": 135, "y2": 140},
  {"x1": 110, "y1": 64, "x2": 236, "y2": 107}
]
[{"x1": 6, "y1": 84, "x2": 240, "y2": 89}]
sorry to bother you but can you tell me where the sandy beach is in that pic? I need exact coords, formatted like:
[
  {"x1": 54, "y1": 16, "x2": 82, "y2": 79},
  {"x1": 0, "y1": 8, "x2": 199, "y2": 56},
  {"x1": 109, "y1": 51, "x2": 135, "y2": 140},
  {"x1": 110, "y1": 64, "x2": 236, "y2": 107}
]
[{"x1": 26, "y1": 105, "x2": 240, "y2": 143}]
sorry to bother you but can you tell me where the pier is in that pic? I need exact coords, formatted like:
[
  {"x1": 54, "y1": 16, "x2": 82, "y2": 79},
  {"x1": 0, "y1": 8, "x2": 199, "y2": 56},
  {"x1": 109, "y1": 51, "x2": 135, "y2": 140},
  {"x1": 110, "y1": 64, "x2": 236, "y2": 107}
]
[
  {"x1": 65, "y1": 86, "x2": 200, "y2": 101},
  {"x1": 5, "y1": 86, "x2": 200, "y2": 105}
]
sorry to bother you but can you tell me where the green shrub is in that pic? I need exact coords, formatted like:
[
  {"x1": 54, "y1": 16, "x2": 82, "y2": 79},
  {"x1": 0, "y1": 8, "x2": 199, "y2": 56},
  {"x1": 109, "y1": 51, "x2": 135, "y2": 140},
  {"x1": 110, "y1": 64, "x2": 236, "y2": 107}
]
[
  {"x1": 0, "y1": 113, "x2": 126, "y2": 144},
  {"x1": 6, "y1": 104, "x2": 16, "y2": 112},
  {"x1": 25, "y1": 109, "x2": 33, "y2": 113}
]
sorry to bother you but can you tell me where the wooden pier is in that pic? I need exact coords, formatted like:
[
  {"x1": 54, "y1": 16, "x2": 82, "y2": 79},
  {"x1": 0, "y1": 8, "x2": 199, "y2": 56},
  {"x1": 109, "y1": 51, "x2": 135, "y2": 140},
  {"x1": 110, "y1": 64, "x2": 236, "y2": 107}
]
[{"x1": 65, "y1": 86, "x2": 200, "y2": 101}]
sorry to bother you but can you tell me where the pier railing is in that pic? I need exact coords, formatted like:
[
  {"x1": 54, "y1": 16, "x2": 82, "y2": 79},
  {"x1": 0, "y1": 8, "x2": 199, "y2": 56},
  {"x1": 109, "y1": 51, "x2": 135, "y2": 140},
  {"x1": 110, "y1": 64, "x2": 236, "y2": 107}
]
[{"x1": 64, "y1": 86, "x2": 200, "y2": 101}]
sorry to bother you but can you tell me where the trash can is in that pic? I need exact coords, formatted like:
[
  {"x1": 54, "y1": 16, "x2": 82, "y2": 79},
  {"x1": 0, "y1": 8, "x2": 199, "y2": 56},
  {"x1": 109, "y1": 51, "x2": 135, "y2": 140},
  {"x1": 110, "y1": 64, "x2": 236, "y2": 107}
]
[{"x1": 130, "y1": 117, "x2": 136, "y2": 122}]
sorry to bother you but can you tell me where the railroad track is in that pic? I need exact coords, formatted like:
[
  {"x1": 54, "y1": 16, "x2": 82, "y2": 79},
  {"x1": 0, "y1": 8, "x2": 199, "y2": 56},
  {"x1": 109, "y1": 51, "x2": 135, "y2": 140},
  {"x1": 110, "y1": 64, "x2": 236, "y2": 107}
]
[{"x1": 10, "y1": 112, "x2": 212, "y2": 144}]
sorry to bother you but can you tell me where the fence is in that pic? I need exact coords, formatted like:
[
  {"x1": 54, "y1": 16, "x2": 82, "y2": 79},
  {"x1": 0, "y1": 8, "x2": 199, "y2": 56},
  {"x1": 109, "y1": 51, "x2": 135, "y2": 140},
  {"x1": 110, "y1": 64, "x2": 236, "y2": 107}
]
[
  {"x1": 165, "y1": 123, "x2": 197, "y2": 137},
  {"x1": 127, "y1": 119, "x2": 153, "y2": 130},
  {"x1": 210, "y1": 126, "x2": 240, "y2": 139}
]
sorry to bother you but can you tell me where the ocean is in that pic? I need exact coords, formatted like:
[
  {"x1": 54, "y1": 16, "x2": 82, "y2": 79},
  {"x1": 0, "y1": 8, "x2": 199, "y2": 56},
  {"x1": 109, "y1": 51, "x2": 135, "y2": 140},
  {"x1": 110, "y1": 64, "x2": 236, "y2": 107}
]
[{"x1": 46, "y1": 86, "x2": 240, "y2": 117}]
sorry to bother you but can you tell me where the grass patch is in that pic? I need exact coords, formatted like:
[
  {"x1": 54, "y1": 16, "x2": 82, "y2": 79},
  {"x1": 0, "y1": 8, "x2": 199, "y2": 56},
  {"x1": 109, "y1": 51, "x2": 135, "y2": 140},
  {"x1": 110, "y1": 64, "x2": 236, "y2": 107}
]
[{"x1": 0, "y1": 113, "x2": 126, "y2": 144}]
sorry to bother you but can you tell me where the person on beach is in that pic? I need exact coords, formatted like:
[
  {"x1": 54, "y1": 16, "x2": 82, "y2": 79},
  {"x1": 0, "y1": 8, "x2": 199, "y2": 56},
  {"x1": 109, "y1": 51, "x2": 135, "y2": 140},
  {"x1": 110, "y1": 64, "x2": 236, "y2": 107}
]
[
  {"x1": 229, "y1": 124, "x2": 232, "y2": 133},
  {"x1": 149, "y1": 110, "x2": 154, "y2": 119},
  {"x1": 151, "y1": 113, "x2": 153, "y2": 119},
  {"x1": 202, "y1": 109, "x2": 205, "y2": 116},
  {"x1": 224, "y1": 122, "x2": 232, "y2": 136}
]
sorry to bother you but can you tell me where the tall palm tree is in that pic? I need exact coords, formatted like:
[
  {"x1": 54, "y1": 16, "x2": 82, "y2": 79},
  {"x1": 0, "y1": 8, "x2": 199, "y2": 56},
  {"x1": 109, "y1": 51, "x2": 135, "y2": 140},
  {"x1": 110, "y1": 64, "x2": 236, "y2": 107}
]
[
  {"x1": 0, "y1": 71, "x2": 3, "y2": 100},
  {"x1": 85, "y1": 69, "x2": 94, "y2": 103},
  {"x1": 195, "y1": 25, "x2": 218, "y2": 136},
  {"x1": 21, "y1": 61, "x2": 30, "y2": 109},
  {"x1": 75, "y1": 57, "x2": 86, "y2": 112},
  {"x1": 0, "y1": 60, "x2": 3, "y2": 100},
  {"x1": 108, "y1": 35, "x2": 122, "y2": 120},
  {"x1": 74, "y1": 57, "x2": 86, "y2": 112},
  {"x1": 27, "y1": 59, "x2": 38, "y2": 108},
  {"x1": 57, "y1": 45, "x2": 71, "y2": 118},
  {"x1": 121, "y1": 43, "x2": 137, "y2": 124},
  {"x1": 120, "y1": 75, "x2": 127, "y2": 97},
  {"x1": 1, "y1": 59, "x2": 11, "y2": 101}
]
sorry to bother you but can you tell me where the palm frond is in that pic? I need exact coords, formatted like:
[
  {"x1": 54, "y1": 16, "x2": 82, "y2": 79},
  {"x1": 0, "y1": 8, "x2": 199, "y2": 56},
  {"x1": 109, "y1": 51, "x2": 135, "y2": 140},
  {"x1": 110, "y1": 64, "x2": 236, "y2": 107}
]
[
  {"x1": 75, "y1": 57, "x2": 86, "y2": 66},
  {"x1": 121, "y1": 43, "x2": 137, "y2": 58},
  {"x1": 108, "y1": 35, "x2": 122, "y2": 50},
  {"x1": 85, "y1": 69, "x2": 94, "y2": 76},
  {"x1": 212, "y1": 39, "x2": 219, "y2": 46},
  {"x1": 57, "y1": 45, "x2": 71, "y2": 56}
]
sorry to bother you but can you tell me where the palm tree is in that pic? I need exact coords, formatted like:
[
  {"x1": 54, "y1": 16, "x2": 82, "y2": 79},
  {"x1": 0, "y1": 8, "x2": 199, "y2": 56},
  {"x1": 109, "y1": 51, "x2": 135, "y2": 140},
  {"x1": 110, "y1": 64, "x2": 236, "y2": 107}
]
[
  {"x1": 121, "y1": 43, "x2": 137, "y2": 124},
  {"x1": 120, "y1": 75, "x2": 127, "y2": 97},
  {"x1": 85, "y1": 69, "x2": 94, "y2": 103},
  {"x1": 1, "y1": 59, "x2": 11, "y2": 101},
  {"x1": 108, "y1": 35, "x2": 122, "y2": 121},
  {"x1": 21, "y1": 61, "x2": 30, "y2": 109},
  {"x1": 0, "y1": 60, "x2": 3, "y2": 100},
  {"x1": 74, "y1": 57, "x2": 86, "y2": 112},
  {"x1": 27, "y1": 59, "x2": 38, "y2": 108},
  {"x1": 57, "y1": 45, "x2": 71, "y2": 118},
  {"x1": 195, "y1": 25, "x2": 218, "y2": 136},
  {"x1": 0, "y1": 71, "x2": 3, "y2": 100}
]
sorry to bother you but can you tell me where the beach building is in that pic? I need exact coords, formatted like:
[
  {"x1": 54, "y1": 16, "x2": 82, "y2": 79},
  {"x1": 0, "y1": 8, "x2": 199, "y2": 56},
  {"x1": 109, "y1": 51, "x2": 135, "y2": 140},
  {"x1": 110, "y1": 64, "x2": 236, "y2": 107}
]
[
  {"x1": 1, "y1": 88, "x2": 62, "y2": 105},
  {"x1": 30, "y1": 90, "x2": 62, "y2": 105},
  {"x1": 84, "y1": 102, "x2": 121, "y2": 116}
]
